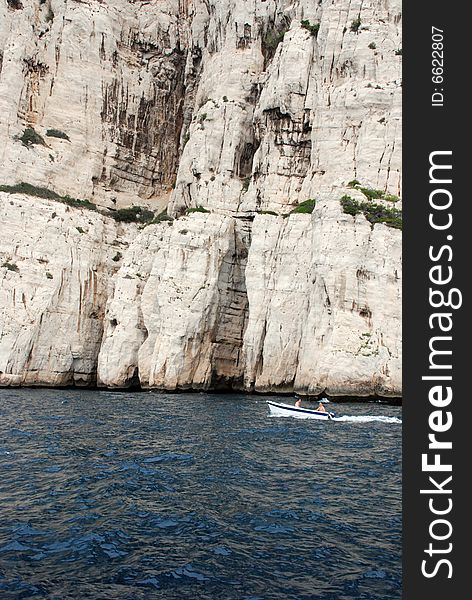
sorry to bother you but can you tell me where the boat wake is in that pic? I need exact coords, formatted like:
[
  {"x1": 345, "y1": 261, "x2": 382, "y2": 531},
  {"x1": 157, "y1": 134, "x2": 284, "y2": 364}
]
[{"x1": 333, "y1": 415, "x2": 401, "y2": 424}]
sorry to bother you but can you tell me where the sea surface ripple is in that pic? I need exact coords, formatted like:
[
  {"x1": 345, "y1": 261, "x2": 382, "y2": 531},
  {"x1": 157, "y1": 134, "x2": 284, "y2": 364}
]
[{"x1": 0, "y1": 389, "x2": 401, "y2": 599}]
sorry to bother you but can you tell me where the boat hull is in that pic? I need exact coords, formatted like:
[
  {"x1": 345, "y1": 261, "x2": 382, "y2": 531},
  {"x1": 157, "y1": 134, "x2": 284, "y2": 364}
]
[{"x1": 266, "y1": 401, "x2": 335, "y2": 420}]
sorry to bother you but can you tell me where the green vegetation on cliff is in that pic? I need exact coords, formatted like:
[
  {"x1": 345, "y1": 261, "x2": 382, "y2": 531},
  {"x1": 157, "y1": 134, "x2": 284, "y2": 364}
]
[
  {"x1": 0, "y1": 182, "x2": 97, "y2": 211},
  {"x1": 340, "y1": 195, "x2": 402, "y2": 230}
]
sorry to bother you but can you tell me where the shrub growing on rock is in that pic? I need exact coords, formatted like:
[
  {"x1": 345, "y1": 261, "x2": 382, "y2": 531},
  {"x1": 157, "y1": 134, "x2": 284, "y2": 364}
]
[
  {"x1": 256, "y1": 210, "x2": 278, "y2": 216},
  {"x1": 2, "y1": 261, "x2": 19, "y2": 272},
  {"x1": 340, "y1": 195, "x2": 402, "y2": 229},
  {"x1": 347, "y1": 179, "x2": 361, "y2": 188},
  {"x1": 357, "y1": 186, "x2": 400, "y2": 203},
  {"x1": 340, "y1": 195, "x2": 361, "y2": 215},
  {"x1": 111, "y1": 206, "x2": 155, "y2": 223},
  {"x1": 301, "y1": 20, "x2": 320, "y2": 37},
  {"x1": 359, "y1": 187, "x2": 385, "y2": 201},
  {"x1": 7, "y1": 0, "x2": 23, "y2": 10},
  {"x1": 350, "y1": 17, "x2": 362, "y2": 32},
  {"x1": 149, "y1": 209, "x2": 173, "y2": 224},
  {"x1": 0, "y1": 182, "x2": 97, "y2": 211},
  {"x1": 46, "y1": 129, "x2": 70, "y2": 141},
  {"x1": 187, "y1": 206, "x2": 210, "y2": 214},
  {"x1": 290, "y1": 198, "x2": 316, "y2": 214},
  {"x1": 20, "y1": 127, "x2": 45, "y2": 147}
]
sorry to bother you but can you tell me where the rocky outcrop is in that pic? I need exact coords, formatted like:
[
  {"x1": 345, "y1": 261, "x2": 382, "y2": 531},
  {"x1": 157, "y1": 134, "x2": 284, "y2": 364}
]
[
  {"x1": 1, "y1": 0, "x2": 401, "y2": 212},
  {"x1": 0, "y1": 0, "x2": 187, "y2": 210},
  {"x1": 97, "y1": 213, "x2": 251, "y2": 391},
  {"x1": 0, "y1": 193, "x2": 401, "y2": 396},
  {"x1": 243, "y1": 204, "x2": 401, "y2": 396},
  {"x1": 0, "y1": 0, "x2": 402, "y2": 397},
  {"x1": 169, "y1": 0, "x2": 402, "y2": 215},
  {"x1": 94, "y1": 204, "x2": 400, "y2": 397},
  {"x1": 0, "y1": 192, "x2": 135, "y2": 386}
]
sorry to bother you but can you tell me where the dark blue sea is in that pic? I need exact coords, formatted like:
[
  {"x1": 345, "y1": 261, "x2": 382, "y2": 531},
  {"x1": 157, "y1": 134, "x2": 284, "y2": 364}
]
[{"x1": 0, "y1": 389, "x2": 402, "y2": 599}]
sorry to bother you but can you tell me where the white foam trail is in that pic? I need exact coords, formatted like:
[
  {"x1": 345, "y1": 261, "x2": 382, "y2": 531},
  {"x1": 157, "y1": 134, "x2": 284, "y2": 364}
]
[{"x1": 333, "y1": 415, "x2": 401, "y2": 424}]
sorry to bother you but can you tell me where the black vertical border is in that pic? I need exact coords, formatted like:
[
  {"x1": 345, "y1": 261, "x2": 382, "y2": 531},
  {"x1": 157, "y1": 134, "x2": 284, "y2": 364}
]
[{"x1": 404, "y1": 2, "x2": 468, "y2": 597}]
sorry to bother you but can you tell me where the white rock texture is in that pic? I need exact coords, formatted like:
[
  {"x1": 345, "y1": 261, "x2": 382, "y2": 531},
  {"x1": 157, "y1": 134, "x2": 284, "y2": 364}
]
[
  {"x1": 0, "y1": 192, "x2": 134, "y2": 386},
  {"x1": 97, "y1": 213, "x2": 251, "y2": 391},
  {"x1": 243, "y1": 205, "x2": 401, "y2": 396},
  {"x1": 0, "y1": 0, "x2": 186, "y2": 210},
  {"x1": 0, "y1": 0, "x2": 402, "y2": 397}
]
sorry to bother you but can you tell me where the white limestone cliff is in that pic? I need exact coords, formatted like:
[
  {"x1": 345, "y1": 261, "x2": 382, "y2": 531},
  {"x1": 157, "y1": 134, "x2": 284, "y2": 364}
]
[
  {"x1": 0, "y1": 192, "x2": 135, "y2": 386},
  {"x1": 243, "y1": 204, "x2": 401, "y2": 396},
  {"x1": 0, "y1": 0, "x2": 402, "y2": 397}
]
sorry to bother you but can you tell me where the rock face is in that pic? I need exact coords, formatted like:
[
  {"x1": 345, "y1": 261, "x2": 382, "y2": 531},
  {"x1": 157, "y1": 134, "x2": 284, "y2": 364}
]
[
  {"x1": 0, "y1": 0, "x2": 186, "y2": 210},
  {"x1": 243, "y1": 206, "x2": 401, "y2": 396},
  {"x1": 97, "y1": 213, "x2": 251, "y2": 391},
  {"x1": 0, "y1": 0, "x2": 402, "y2": 397},
  {"x1": 0, "y1": 193, "x2": 135, "y2": 386}
]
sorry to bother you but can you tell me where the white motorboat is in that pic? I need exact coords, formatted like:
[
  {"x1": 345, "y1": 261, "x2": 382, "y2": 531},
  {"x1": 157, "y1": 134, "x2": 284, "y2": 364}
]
[{"x1": 266, "y1": 400, "x2": 335, "y2": 420}]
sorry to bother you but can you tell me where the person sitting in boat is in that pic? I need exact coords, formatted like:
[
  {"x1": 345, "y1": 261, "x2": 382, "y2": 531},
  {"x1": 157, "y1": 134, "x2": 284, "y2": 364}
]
[
  {"x1": 316, "y1": 401, "x2": 327, "y2": 412},
  {"x1": 295, "y1": 397, "x2": 302, "y2": 408}
]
